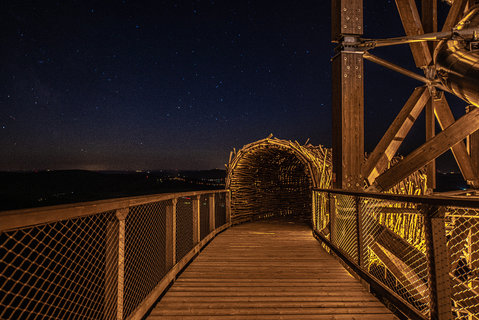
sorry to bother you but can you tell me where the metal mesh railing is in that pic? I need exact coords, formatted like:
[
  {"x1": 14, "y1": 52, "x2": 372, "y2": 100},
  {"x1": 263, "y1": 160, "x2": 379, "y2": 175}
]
[
  {"x1": 175, "y1": 197, "x2": 194, "y2": 262},
  {"x1": 0, "y1": 211, "x2": 117, "y2": 320},
  {"x1": 312, "y1": 189, "x2": 479, "y2": 320},
  {"x1": 124, "y1": 201, "x2": 167, "y2": 318},
  {"x1": 360, "y1": 197, "x2": 429, "y2": 314},
  {"x1": 446, "y1": 207, "x2": 479, "y2": 318},
  {"x1": 333, "y1": 194, "x2": 358, "y2": 262},
  {"x1": 0, "y1": 190, "x2": 229, "y2": 320}
]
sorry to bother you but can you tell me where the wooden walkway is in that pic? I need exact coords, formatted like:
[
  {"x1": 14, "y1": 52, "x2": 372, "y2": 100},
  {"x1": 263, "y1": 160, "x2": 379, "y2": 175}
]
[{"x1": 147, "y1": 220, "x2": 397, "y2": 319}]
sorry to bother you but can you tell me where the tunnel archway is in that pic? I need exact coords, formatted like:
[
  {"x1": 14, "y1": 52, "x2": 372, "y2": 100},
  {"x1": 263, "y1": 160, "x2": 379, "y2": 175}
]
[{"x1": 226, "y1": 137, "x2": 332, "y2": 224}]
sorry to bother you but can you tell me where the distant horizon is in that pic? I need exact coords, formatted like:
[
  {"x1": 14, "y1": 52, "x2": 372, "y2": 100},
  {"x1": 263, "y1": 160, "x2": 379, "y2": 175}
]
[
  {"x1": 0, "y1": 167, "x2": 465, "y2": 176},
  {"x1": 0, "y1": 167, "x2": 227, "y2": 173}
]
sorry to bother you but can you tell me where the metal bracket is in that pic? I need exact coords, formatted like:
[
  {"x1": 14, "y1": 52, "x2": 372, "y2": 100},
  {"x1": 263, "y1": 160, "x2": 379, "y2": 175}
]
[{"x1": 335, "y1": 35, "x2": 365, "y2": 53}]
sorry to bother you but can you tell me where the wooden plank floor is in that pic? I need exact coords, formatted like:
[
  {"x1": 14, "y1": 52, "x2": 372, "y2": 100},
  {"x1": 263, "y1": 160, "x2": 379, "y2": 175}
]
[{"x1": 147, "y1": 219, "x2": 397, "y2": 320}]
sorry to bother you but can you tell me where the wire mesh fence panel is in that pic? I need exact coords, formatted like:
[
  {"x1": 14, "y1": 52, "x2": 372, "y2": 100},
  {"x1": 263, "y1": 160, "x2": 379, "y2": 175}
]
[
  {"x1": 446, "y1": 206, "x2": 479, "y2": 319},
  {"x1": 0, "y1": 211, "x2": 117, "y2": 320},
  {"x1": 313, "y1": 189, "x2": 479, "y2": 319},
  {"x1": 124, "y1": 201, "x2": 167, "y2": 319},
  {"x1": 360, "y1": 197, "x2": 429, "y2": 315},
  {"x1": 333, "y1": 194, "x2": 358, "y2": 262},
  {"x1": 215, "y1": 193, "x2": 226, "y2": 228},
  {"x1": 176, "y1": 197, "x2": 193, "y2": 263},
  {"x1": 200, "y1": 195, "x2": 209, "y2": 240}
]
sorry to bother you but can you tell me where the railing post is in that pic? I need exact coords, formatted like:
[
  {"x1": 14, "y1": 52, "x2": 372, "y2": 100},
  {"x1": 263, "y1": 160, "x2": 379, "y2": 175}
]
[
  {"x1": 192, "y1": 195, "x2": 200, "y2": 245},
  {"x1": 165, "y1": 199, "x2": 177, "y2": 270},
  {"x1": 423, "y1": 205, "x2": 452, "y2": 320},
  {"x1": 114, "y1": 208, "x2": 129, "y2": 320},
  {"x1": 208, "y1": 194, "x2": 215, "y2": 232},
  {"x1": 329, "y1": 192, "x2": 336, "y2": 245},
  {"x1": 355, "y1": 196, "x2": 365, "y2": 267},
  {"x1": 226, "y1": 191, "x2": 232, "y2": 225}
]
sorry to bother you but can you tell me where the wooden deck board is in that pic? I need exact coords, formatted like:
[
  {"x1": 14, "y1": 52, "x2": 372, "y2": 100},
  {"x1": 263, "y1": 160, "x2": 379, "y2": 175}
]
[{"x1": 147, "y1": 220, "x2": 397, "y2": 319}]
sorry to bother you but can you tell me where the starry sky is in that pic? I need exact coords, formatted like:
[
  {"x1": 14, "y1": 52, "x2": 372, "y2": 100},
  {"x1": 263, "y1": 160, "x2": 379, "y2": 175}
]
[{"x1": 1, "y1": 0, "x2": 465, "y2": 171}]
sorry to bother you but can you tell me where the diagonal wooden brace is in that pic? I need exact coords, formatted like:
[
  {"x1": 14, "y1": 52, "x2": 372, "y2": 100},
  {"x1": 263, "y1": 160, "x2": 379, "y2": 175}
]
[
  {"x1": 363, "y1": 87, "x2": 430, "y2": 185},
  {"x1": 372, "y1": 107, "x2": 479, "y2": 191}
]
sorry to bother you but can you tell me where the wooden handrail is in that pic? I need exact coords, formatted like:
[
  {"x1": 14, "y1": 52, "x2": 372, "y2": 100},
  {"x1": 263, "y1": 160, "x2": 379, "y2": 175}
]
[
  {"x1": 314, "y1": 188, "x2": 479, "y2": 209},
  {"x1": 0, "y1": 189, "x2": 228, "y2": 232}
]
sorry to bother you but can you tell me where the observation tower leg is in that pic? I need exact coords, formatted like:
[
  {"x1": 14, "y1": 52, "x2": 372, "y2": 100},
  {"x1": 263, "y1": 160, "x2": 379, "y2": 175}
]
[{"x1": 331, "y1": 0, "x2": 364, "y2": 190}]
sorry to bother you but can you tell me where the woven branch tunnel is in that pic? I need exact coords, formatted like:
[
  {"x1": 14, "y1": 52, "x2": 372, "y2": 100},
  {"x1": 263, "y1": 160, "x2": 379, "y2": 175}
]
[{"x1": 226, "y1": 137, "x2": 332, "y2": 224}]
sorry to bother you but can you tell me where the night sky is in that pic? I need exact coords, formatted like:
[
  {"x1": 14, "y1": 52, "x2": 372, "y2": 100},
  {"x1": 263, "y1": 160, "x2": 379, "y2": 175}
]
[{"x1": 1, "y1": 1, "x2": 464, "y2": 171}]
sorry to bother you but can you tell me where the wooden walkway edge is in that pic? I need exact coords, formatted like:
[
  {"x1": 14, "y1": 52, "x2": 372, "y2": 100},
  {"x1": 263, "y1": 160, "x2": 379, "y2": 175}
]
[{"x1": 147, "y1": 220, "x2": 397, "y2": 319}]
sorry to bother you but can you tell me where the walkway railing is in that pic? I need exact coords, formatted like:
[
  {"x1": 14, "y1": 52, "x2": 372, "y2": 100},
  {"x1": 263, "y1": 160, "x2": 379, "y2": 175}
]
[
  {"x1": 312, "y1": 188, "x2": 479, "y2": 320},
  {"x1": 0, "y1": 190, "x2": 230, "y2": 320}
]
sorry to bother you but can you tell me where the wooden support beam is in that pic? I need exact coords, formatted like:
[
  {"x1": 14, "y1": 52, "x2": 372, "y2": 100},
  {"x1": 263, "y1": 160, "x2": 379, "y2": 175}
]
[
  {"x1": 469, "y1": 228, "x2": 479, "y2": 295},
  {"x1": 442, "y1": 0, "x2": 468, "y2": 32},
  {"x1": 192, "y1": 195, "x2": 200, "y2": 245},
  {"x1": 374, "y1": 224, "x2": 428, "y2": 283},
  {"x1": 331, "y1": 0, "x2": 363, "y2": 41},
  {"x1": 422, "y1": 0, "x2": 437, "y2": 54},
  {"x1": 165, "y1": 199, "x2": 177, "y2": 270},
  {"x1": 422, "y1": 0, "x2": 438, "y2": 191},
  {"x1": 467, "y1": 106, "x2": 479, "y2": 187},
  {"x1": 329, "y1": 194, "x2": 337, "y2": 245},
  {"x1": 332, "y1": 51, "x2": 364, "y2": 190},
  {"x1": 435, "y1": 96, "x2": 479, "y2": 187},
  {"x1": 356, "y1": 197, "x2": 365, "y2": 267},
  {"x1": 373, "y1": 107, "x2": 479, "y2": 191},
  {"x1": 370, "y1": 242, "x2": 428, "y2": 305},
  {"x1": 105, "y1": 217, "x2": 119, "y2": 319},
  {"x1": 425, "y1": 99, "x2": 437, "y2": 190},
  {"x1": 225, "y1": 190, "x2": 231, "y2": 225},
  {"x1": 208, "y1": 194, "x2": 215, "y2": 232},
  {"x1": 395, "y1": 0, "x2": 432, "y2": 67},
  {"x1": 422, "y1": 0, "x2": 437, "y2": 33},
  {"x1": 423, "y1": 206, "x2": 452, "y2": 320},
  {"x1": 363, "y1": 87, "x2": 430, "y2": 185},
  {"x1": 332, "y1": 0, "x2": 364, "y2": 190},
  {"x1": 115, "y1": 208, "x2": 129, "y2": 320}
]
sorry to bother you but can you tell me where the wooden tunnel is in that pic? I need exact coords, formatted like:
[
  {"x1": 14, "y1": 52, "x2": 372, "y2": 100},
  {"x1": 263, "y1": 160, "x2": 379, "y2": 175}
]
[{"x1": 226, "y1": 137, "x2": 332, "y2": 224}]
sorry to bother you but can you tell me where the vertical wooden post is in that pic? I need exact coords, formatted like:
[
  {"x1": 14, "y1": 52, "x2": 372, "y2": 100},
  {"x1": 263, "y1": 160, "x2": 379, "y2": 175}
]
[
  {"x1": 208, "y1": 194, "x2": 215, "y2": 233},
  {"x1": 331, "y1": 0, "x2": 363, "y2": 42},
  {"x1": 105, "y1": 219, "x2": 117, "y2": 320},
  {"x1": 425, "y1": 100, "x2": 436, "y2": 191},
  {"x1": 115, "y1": 208, "x2": 129, "y2": 320},
  {"x1": 331, "y1": 0, "x2": 364, "y2": 190},
  {"x1": 423, "y1": 0, "x2": 437, "y2": 192},
  {"x1": 329, "y1": 193, "x2": 336, "y2": 245},
  {"x1": 421, "y1": 0, "x2": 437, "y2": 52},
  {"x1": 355, "y1": 196, "x2": 365, "y2": 267},
  {"x1": 225, "y1": 191, "x2": 232, "y2": 225},
  {"x1": 192, "y1": 195, "x2": 200, "y2": 245},
  {"x1": 423, "y1": 205, "x2": 452, "y2": 320},
  {"x1": 470, "y1": 229, "x2": 479, "y2": 290},
  {"x1": 467, "y1": 105, "x2": 479, "y2": 183},
  {"x1": 165, "y1": 199, "x2": 177, "y2": 270}
]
